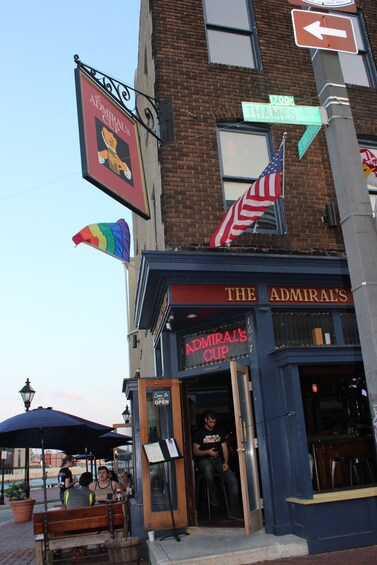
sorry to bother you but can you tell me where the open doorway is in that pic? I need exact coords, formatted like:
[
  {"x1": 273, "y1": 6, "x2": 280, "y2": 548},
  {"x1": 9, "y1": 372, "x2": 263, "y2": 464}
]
[
  {"x1": 182, "y1": 366, "x2": 262, "y2": 532},
  {"x1": 185, "y1": 372, "x2": 241, "y2": 526}
]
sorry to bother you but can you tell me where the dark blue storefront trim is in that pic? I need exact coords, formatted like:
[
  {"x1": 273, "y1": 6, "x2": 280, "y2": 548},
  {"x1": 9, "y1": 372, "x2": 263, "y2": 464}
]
[{"x1": 287, "y1": 492, "x2": 377, "y2": 553}]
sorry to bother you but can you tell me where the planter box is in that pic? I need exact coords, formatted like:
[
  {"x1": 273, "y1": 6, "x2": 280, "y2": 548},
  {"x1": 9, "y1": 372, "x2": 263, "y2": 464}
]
[{"x1": 11, "y1": 498, "x2": 36, "y2": 523}]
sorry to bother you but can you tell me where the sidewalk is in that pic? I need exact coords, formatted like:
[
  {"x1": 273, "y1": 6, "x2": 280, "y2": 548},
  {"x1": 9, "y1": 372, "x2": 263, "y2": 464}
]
[
  {"x1": 1, "y1": 489, "x2": 376, "y2": 565},
  {"x1": 147, "y1": 532, "x2": 377, "y2": 565},
  {"x1": 0, "y1": 487, "x2": 60, "y2": 565}
]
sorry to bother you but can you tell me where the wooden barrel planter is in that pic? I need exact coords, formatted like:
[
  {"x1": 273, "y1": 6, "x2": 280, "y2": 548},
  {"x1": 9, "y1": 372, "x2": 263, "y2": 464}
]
[{"x1": 106, "y1": 537, "x2": 141, "y2": 564}]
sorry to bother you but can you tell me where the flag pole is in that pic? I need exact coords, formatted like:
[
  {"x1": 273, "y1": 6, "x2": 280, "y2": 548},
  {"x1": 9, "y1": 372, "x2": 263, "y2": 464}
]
[{"x1": 281, "y1": 132, "x2": 287, "y2": 199}]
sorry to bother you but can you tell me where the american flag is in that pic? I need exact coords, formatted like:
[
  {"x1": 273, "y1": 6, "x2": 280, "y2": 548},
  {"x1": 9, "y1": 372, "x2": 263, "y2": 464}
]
[{"x1": 209, "y1": 142, "x2": 284, "y2": 248}]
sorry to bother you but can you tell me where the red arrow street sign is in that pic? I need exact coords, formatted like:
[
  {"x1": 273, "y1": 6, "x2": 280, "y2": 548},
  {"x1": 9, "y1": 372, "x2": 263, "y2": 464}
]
[
  {"x1": 291, "y1": 10, "x2": 358, "y2": 54},
  {"x1": 287, "y1": 0, "x2": 356, "y2": 13}
]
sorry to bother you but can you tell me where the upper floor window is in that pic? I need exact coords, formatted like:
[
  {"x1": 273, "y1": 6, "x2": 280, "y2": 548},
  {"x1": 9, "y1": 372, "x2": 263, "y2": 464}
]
[
  {"x1": 203, "y1": 0, "x2": 260, "y2": 69},
  {"x1": 217, "y1": 125, "x2": 284, "y2": 233},
  {"x1": 359, "y1": 141, "x2": 377, "y2": 214},
  {"x1": 338, "y1": 13, "x2": 376, "y2": 88}
]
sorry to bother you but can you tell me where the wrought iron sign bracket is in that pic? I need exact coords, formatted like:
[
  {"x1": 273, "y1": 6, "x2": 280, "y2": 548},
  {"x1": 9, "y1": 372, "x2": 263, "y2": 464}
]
[{"x1": 74, "y1": 55, "x2": 169, "y2": 143}]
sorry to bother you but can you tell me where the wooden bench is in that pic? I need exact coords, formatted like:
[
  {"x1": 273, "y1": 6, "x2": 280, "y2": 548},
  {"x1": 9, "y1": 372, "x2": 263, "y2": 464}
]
[{"x1": 33, "y1": 502, "x2": 128, "y2": 564}]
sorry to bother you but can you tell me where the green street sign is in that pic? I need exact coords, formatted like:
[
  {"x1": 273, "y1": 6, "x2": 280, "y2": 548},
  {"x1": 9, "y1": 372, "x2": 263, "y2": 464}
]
[
  {"x1": 298, "y1": 125, "x2": 321, "y2": 159},
  {"x1": 242, "y1": 101, "x2": 327, "y2": 126},
  {"x1": 269, "y1": 94, "x2": 295, "y2": 106}
]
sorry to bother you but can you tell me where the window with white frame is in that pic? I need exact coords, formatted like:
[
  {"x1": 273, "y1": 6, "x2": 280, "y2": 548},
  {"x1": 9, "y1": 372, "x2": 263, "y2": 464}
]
[
  {"x1": 338, "y1": 13, "x2": 377, "y2": 88},
  {"x1": 217, "y1": 125, "x2": 284, "y2": 233},
  {"x1": 202, "y1": 0, "x2": 260, "y2": 69},
  {"x1": 359, "y1": 142, "x2": 377, "y2": 215}
]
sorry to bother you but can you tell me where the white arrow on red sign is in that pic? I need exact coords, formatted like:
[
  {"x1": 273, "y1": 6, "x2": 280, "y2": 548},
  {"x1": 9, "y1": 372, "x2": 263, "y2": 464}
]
[
  {"x1": 291, "y1": 10, "x2": 358, "y2": 54},
  {"x1": 305, "y1": 20, "x2": 347, "y2": 40}
]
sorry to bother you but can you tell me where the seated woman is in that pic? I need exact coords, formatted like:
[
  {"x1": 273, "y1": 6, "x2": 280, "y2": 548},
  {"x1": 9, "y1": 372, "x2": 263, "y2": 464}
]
[
  {"x1": 89, "y1": 466, "x2": 121, "y2": 503},
  {"x1": 120, "y1": 472, "x2": 134, "y2": 497}
]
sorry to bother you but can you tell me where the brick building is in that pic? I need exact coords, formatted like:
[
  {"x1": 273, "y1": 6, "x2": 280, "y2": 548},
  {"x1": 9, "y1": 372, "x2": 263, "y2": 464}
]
[{"x1": 124, "y1": 0, "x2": 377, "y2": 554}]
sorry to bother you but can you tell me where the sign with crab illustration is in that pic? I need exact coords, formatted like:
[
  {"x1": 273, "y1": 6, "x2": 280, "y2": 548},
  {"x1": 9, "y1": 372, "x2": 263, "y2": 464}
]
[{"x1": 75, "y1": 68, "x2": 150, "y2": 219}]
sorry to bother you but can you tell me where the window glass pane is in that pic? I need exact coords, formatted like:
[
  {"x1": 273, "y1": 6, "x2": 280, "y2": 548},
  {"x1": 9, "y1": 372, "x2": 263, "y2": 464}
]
[
  {"x1": 208, "y1": 30, "x2": 255, "y2": 68},
  {"x1": 346, "y1": 14, "x2": 365, "y2": 50},
  {"x1": 254, "y1": 204, "x2": 277, "y2": 231},
  {"x1": 224, "y1": 182, "x2": 277, "y2": 231},
  {"x1": 204, "y1": 0, "x2": 249, "y2": 29},
  {"x1": 340, "y1": 312, "x2": 360, "y2": 345},
  {"x1": 273, "y1": 312, "x2": 336, "y2": 348},
  {"x1": 339, "y1": 52, "x2": 370, "y2": 87},
  {"x1": 146, "y1": 388, "x2": 177, "y2": 511},
  {"x1": 370, "y1": 193, "x2": 377, "y2": 215},
  {"x1": 219, "y1": 131, "x2": 269, "y2": 178},
  {"x1": 224, "y1": 180, "x2": 250, "y2": 203}
]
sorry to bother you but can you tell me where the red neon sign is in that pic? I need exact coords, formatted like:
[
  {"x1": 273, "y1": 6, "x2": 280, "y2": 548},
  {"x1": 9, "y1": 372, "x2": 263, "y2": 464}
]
[{"x1": 182, "y1": 324, "x2": 248, "y2": 369}]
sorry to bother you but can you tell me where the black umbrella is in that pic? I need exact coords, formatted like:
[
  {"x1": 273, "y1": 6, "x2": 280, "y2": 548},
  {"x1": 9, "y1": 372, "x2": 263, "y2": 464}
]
[
  {"x1": 61, "y1": 431, "x2": 131, "y2": 454},
  {"x1": 60, "y1": 431, "x2": 132, "y2": 473},
  {"x1": 0, "y1": 406, "x2": 112, "y2": 510}
]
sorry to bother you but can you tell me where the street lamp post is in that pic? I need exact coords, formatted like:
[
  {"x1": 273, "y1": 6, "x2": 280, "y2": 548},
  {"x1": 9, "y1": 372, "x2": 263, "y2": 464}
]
[
  {"x1": 121, "y1": 406, "x2": 132, "y2": 473},
  {"x1": 19, "y1": 379, "x2": 35, "y2": 498},
  {"x1": 0, "y1": 451, "x2": 7, "y2": 505}
]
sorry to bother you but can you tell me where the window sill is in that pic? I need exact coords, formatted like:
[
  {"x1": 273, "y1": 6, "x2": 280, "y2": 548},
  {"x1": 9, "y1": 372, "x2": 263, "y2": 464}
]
[{"x1": 287, "y1": 486, "x2": 377, "y2": 505}]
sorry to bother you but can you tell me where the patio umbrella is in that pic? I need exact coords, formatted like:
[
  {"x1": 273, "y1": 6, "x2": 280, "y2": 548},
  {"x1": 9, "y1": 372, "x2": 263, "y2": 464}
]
[
  {"x1": 0, "y1": 406, "x2": 112, "y2": 510},
  {"x1": 60, "y1": 431, "x2": 132, "y2": 472},
  {"x1": 61, "y1": 431, "x2": 131, "y2": 454}
]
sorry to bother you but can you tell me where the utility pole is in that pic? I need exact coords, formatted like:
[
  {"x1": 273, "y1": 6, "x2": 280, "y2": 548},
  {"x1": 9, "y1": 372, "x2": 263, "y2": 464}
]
[{"x1": 311, "y1": 48, "x2": 377, "y2": 447}]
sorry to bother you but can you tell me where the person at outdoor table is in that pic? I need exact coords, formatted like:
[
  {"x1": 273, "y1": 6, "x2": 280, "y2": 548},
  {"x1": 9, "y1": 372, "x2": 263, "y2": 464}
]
[
  {"x1": 120, "y1": 472, "x2": 134, "y2": 497},
  {"x1": 64, "y1": 472, "x2": 95, "y2": 508},
  {"x1": 193, "y1": 410, "x2": 242, "y2": 520},
  {"x1": 58, "y1": 455, "x2": 77, "y2": 504},
  {"x1": 89, "y1": 465, "x2": 121, "y2": 502}
]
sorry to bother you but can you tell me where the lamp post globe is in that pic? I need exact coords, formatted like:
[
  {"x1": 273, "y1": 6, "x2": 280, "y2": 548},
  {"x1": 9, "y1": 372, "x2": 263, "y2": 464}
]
[
  {"x1": 19, "y1": 378, "x2": 36, "y2": 498},
  {"x1": 122, "y1": 405, "x2": 131, "y2": 424},
  {"x1": 19, "y1": 378, "x2": 36, "y2": 412}
]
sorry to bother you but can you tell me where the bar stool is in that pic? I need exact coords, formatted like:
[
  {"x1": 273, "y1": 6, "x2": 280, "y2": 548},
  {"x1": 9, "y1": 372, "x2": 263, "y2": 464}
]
[
  {"x1": 195, "y1": 469, "x2": 230, "y2": 521},
  {"x1": 330, "y1": 456, "x2": 348, "y2": 488},
  {"x1": 349, "y1": 456, "x2": 374, "y2": 486}
]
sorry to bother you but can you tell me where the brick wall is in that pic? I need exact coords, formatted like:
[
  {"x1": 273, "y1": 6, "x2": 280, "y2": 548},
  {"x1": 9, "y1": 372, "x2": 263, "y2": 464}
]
[{"x1": 144, "y1": 0, "x2": 376, "y2": 255}]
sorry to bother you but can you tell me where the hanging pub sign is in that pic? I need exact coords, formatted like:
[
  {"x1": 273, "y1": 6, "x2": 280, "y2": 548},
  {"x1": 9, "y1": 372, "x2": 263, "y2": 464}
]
[
  {"x1": 75, "y1": 68, "x2": 150, "y2": 219},
  {"x1": 180, "y1": 320, "x2": 248, "y2": 370}
]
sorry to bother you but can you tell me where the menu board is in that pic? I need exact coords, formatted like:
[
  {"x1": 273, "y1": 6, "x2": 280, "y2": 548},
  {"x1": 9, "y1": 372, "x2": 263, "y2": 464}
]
[{"x1": 143, "y1": 438, "x2": 182, "y2": 464}]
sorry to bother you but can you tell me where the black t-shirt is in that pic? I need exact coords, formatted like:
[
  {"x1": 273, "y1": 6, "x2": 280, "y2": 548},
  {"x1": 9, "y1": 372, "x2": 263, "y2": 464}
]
[
  {"x1": 193, "y1": 425, "x2": 225, "y2": 458},
  {"x1": 58, "y1": 467, "x2": 72, "y2": 494}
]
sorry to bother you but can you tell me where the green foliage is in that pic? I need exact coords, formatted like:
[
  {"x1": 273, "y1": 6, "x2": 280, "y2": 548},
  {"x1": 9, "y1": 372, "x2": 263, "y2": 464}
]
[{"x1": 5, "y1": 481, "x2": 29, "y2": 500}]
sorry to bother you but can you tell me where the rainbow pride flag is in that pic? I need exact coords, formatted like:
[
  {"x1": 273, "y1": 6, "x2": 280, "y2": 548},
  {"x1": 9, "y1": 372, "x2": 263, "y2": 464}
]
[{"x1": 72, "y1": 219, "x2": 130, "y2": 263}]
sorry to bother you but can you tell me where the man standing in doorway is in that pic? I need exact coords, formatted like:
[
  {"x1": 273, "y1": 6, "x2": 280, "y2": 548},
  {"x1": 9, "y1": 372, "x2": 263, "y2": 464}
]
[{"x1": 193, "y1": 410, "x2": 242, "y2": 520}]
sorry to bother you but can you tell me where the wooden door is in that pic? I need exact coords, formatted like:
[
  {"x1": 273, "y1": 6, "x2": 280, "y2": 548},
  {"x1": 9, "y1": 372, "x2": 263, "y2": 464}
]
[
  {"x1": 230, "y1": 361, "x2": 263, "y2": 534},
  {"x1": 138, "y1": 378, "x2": 187, "y2": 531}
]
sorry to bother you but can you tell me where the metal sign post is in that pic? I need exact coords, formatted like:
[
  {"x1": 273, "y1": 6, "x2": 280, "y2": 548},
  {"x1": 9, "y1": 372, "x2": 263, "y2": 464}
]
[{"x1": 311, "y1": 49, "x2": 377, "y2": 450}]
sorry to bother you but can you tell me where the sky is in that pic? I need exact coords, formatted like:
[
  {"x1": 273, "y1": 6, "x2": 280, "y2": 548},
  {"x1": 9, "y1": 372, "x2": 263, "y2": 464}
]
[{"x1": 0, "y1": 1, "x2": 141, "y2": 427}]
